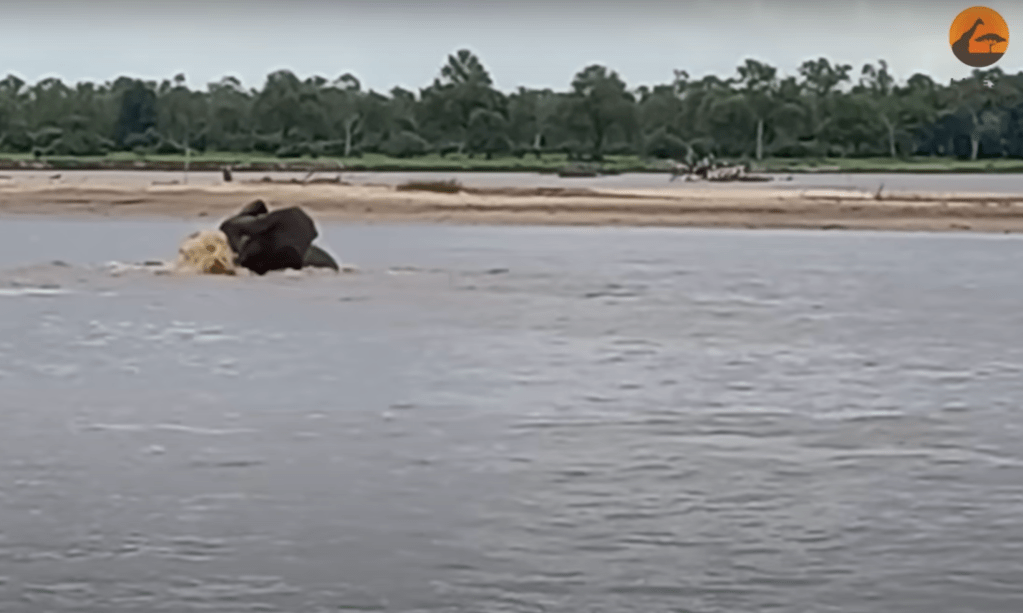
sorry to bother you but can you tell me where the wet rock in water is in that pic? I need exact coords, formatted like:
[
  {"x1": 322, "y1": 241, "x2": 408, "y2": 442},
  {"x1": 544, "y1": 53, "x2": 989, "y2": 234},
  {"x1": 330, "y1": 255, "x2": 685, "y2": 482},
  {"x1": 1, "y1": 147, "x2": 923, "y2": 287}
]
[{"x1": 175, "y1": 230, "x2": 236, "y2": 275}]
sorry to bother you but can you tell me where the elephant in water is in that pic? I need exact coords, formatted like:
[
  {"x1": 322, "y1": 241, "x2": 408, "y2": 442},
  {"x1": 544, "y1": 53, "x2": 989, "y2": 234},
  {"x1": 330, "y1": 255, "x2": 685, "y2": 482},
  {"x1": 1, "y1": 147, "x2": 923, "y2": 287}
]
[{"x1": 219, "y1": 200, "x2": 340, "y2": 275}]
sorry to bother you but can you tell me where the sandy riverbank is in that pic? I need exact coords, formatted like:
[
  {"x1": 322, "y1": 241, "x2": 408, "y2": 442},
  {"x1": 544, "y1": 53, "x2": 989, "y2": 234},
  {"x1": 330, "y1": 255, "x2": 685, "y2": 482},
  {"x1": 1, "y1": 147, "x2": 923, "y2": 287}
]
[{"x1": 1, "y1": 174, "x2": 1023, "y2": 233}]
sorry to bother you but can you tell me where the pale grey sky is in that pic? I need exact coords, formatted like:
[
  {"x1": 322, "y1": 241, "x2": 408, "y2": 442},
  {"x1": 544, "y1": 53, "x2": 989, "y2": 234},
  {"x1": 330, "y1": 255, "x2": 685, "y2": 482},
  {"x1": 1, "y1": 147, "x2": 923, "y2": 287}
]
[{"x1": 2, "y1": 0, "x2": 1019, "y2": 93}]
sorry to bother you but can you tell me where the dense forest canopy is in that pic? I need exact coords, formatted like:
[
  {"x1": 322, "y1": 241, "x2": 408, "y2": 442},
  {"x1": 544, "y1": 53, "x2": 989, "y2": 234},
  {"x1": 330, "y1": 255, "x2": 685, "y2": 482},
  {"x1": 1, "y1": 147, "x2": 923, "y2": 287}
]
[{"x1": 0, "y1": 49, "x2": 1021, "y2": 162}]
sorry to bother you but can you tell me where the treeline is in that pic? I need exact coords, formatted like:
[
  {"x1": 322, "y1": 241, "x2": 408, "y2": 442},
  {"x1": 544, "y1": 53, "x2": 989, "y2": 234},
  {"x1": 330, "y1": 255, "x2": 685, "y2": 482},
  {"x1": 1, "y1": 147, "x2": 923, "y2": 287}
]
[{"x1": 1, "y1": 49, "x2": 1022, "y2": 162}]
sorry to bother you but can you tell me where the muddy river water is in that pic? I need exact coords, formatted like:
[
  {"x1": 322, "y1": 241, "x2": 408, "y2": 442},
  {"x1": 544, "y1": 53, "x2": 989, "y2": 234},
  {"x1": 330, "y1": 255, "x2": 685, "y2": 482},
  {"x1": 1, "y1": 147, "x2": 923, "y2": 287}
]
[{"x1": 1, "y1": 218, "x2": 1022, "y2": 612}]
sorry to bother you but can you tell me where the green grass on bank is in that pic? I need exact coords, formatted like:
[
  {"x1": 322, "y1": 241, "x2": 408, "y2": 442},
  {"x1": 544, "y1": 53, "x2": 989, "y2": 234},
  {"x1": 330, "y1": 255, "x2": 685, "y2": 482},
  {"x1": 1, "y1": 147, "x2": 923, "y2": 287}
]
[
  {"x1": 0, "y1": 151, "x2": 635, "y2": 171},
  {"x1": 4, "y1": 151, "x2": 1023, "y2": 173},
  {"x1": 112, "y1": 151, "x2": 653, "y2": 172}
]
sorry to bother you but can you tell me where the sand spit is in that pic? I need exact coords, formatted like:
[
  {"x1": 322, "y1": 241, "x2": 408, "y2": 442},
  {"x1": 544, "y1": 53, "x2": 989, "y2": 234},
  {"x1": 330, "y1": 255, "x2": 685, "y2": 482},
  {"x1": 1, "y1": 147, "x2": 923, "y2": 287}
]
[{"x1": 1, "y1": 177, "x2": 1023, "y2": 233}]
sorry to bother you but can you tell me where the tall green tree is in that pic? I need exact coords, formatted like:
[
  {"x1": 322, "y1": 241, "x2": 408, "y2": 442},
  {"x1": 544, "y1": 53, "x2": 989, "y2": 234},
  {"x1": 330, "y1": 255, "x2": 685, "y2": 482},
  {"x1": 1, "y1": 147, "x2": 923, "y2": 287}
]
[
  {"x1": 798, "y1": 57, "x2": 853, "y2": 156},
  {"x1": 206, "y1": 76, "x2": 252, "y2": 151},
  {"x1": 114, "y1": 79, "x2": 158, "y2": 147},
  {"x1": 709, "y1": 59, "x2": 804, "y2": 160},
  {"x1": 855, "y1": 60, "x2": 905, "y2": 157},
  {"x1": 419, "y1": 49, "x2": 503, "y2": 153},
  {"x1": 253, "y1": 69, "x2": 303, "y2": 140},
  {"x1": 322, "y1": 73, "x2": 364, "y2": 156},
  {"x1": 508, "y1": 87, "x2": 560, "y2": 155},
  {"x1": 565, "y1": 65, "x2": 636, "y2": 160}
]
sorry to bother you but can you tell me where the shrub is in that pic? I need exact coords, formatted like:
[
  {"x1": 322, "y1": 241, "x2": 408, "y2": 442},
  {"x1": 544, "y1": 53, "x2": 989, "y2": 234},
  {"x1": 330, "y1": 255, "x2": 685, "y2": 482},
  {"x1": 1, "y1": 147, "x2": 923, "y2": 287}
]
[
  {"x1": 1, "y1": 129, "x2": 32, "y2": 153},
  {"x1": 435, "y1": 142, "x2": 461, "y2": 157},
  {"x1": 189, "y1": 132, "x2": 208, "y2": 154},
  {"x1": 123, "y1": 127, "x2": 161, "y2": 150},
  {"x1": 604, "y1": 141, "x2": 637, "y2": 156},
  {"x1": 687, "y1": 137, "x2": 716, "y2": 158},
  {"x1": 396, "y1": 179, "x2": 462, "y2": 193},
  {"x1": 510, "y1": 143, "x2": 532, "y2": 159},
  {"x1": 155, "y1": 139, "x2": 185, "y2": 155},
  {"x1": 46, "y1": 132, "x2": 114, "y2": 156},
  {"x1": 558, "y1": 140, "x2": 586, "y2": 160},
  {"x1": 643, "y1": 128, "x2": 687, "y2": 159},
  {"x1": 252, "y1": 132, "x2": 283, "y2": 154},
  {"x1": 31, "y1": 126, "x2": 64, "y2": 149},
  {"x1": 220, "y1": 133, "x2": 253, "y2": 152},
  {"x1": 468, "y1": 134, "x2": 512, "y2": 159},
  {"x1": 381, "y1": 131, "x2": 430, "y2": 158},
  {"x1": 768, "y1": 140, "x2": 816, "y2": 158},
  {"x1": 312, "y1": 140, "x2": 348, "y2": 157},
  {"x1": 358, "y1": 133, "x2": 383, "y2": 155},
  {"x1": 275, "y1": 143, "x2": 311, "y2": 158}
]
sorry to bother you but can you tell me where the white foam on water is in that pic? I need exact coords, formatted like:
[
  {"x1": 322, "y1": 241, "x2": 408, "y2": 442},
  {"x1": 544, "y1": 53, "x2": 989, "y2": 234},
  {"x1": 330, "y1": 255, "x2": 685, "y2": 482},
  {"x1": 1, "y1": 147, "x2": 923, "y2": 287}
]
[{"x1": 0, "y1": 287, "x2": 71, "y2": 297}]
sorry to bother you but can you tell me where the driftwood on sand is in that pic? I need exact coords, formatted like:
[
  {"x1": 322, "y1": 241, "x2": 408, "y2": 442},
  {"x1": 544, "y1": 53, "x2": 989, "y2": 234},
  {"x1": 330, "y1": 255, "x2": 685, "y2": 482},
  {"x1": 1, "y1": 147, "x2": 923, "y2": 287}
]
[
  {"x1": 668, "y1": 160, "x2": 772, "y2": 183},
  {"x1": 248, "y1": 175, "x2": 347, "y2": 185}
]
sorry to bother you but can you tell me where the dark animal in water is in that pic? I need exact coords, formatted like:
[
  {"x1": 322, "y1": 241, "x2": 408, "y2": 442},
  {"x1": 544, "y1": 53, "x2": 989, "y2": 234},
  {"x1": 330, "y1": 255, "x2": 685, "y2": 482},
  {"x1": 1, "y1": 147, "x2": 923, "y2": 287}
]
[
  {"x1": 219, "y1": 200, "x2": 340, "y2": 275},
  {"x1": 222, "y1": 167, "x2": 233, "y2": 182},
  {"x1": 303, "y1": 244, "x2": 340, "y2": 269}
]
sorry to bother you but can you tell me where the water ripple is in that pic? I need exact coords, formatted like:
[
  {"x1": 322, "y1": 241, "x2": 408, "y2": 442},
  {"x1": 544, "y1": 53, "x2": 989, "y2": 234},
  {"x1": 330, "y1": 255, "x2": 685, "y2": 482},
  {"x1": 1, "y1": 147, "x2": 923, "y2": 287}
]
[
  {"x1": 75, "y1": 423, "x2": 254, "y2": 436},
  {"x1": 3, "y1": 224, "x2": 1023, "y2": 612}
]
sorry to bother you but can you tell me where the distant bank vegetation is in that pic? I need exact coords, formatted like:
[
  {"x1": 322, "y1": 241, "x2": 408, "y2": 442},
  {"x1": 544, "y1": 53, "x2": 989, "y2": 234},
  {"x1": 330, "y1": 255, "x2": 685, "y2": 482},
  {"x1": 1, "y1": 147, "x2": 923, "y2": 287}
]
[{"x1": 0, "y1": 49, "x2": 1020, "y2": 165}]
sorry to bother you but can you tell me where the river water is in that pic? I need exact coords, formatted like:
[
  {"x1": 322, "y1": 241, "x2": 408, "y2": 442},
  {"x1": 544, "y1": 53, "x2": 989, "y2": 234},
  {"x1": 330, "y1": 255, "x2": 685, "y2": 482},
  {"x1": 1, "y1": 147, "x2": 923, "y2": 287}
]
[{"x1": 1, "y1": 218, "x2": 1023, "y2": 612}]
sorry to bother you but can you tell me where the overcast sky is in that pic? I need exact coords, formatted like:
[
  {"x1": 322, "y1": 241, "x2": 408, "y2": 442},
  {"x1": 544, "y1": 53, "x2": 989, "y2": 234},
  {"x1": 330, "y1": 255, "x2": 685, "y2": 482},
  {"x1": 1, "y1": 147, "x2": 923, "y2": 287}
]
[{"x1": 1, "y1": 0, "x2": 1019, "y2": 93}]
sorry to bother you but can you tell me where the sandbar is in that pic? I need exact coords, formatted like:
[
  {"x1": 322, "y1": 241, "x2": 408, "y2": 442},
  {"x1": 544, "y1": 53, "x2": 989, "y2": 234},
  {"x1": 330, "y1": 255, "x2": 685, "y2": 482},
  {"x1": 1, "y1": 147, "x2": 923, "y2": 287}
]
[{"x1": 1, "y1": 173, "x2": 1022, "y2": 233}]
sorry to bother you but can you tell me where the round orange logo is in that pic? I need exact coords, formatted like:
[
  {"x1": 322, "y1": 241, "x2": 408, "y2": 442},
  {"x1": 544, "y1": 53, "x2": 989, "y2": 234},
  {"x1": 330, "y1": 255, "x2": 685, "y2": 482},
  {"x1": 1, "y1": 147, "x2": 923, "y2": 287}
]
[{"x1": 950, "y1": 6, "x2": 1009, "y2": 67}]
